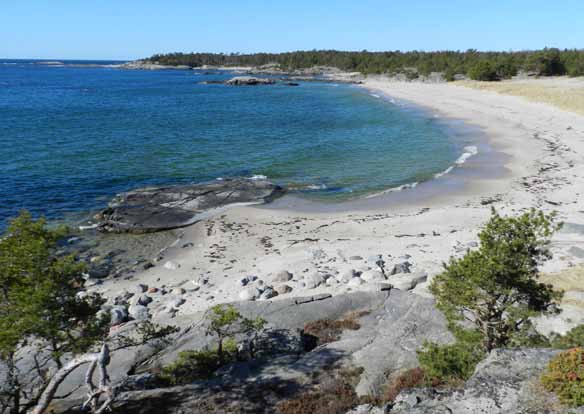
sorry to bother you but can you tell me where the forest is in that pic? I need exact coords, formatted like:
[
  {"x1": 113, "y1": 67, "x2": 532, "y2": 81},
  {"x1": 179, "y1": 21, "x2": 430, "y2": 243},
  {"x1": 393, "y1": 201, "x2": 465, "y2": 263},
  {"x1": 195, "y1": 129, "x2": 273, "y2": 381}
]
[{"x1": 145, "y1": 48, "x2": 584, "y2": 80}]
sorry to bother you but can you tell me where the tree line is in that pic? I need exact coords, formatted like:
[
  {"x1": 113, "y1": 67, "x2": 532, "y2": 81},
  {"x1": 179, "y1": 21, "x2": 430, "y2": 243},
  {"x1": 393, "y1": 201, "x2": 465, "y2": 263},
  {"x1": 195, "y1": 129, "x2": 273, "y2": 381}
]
[{"x1": 145, "y1": 48, "x2": 584, "y2": 80}]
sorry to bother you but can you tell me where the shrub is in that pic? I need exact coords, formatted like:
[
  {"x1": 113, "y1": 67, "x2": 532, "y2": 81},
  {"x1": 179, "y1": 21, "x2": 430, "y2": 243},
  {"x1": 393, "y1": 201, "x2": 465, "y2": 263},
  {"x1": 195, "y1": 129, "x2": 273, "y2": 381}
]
[
  {"x1": 528, "y1": 48, "x2": 566, "y2": 76},
  {"x1": 468, "y1": 61, "x2": 499, "y2": 81},
  {"x1": 161, "y1": 340, "x2": 238, "y2": 385},
  {"x1": 552, "y1": 325, "x2": 584, "y2": 349},
  {"x1": 417, "y1": 339, "x2": 485, "y2": 385},
  {"x1": 541, "y1": 348, "x2": 584, "y2": 407},
  {"x1": 383, "y1": 367, "x2": 425, "y2": 402},
  {"x1": 430, "y1": 208, "x2": 562, "y2": 352},
  {"x1": 161, "y1": 349, "x2": 221, "y2": 385}
]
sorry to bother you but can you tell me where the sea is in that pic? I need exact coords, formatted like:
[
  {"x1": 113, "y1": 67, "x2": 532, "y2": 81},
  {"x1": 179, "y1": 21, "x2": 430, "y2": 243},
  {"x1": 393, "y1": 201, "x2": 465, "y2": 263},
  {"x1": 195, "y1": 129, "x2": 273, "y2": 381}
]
[{"x1": 0, "y1": 59, "x2": 480, "y2": 229}]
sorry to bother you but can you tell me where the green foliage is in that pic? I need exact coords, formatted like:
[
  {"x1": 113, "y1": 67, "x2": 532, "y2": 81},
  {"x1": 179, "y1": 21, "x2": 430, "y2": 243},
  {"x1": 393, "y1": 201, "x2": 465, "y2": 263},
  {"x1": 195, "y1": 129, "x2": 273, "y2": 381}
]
[
  {"x1": 205, "y1": 304, "x2": 267, "y2": 363},
  {"x1": 430, "y1": 208, "x2": 562, "y2": 351},
  {"x1": 144, "y1": 48, "x2": 584, "y2": 78},
  {"x1": 0, "y1": 211, "x2": 109, "y2": 363},
  {"x1": 468, "y1": 61, "x2": 499, "y2": 81},
  {"x1": 528, "y1": 48, "x2": 566, "y2": 76},
  {"x1": 417, "y1": 340, "x2": 485, "y2": 385},
  {"x1": 541, "y1": 348, "x2": 584, "y2": 407},
  {"x1": 417, "y1": 326, "x2": 485, "y2": 385},
  {"x1": 160, "y1": 340, "x2": 239, "y2": 385},
  {"x1": 552, "y1": 325, "x2": 584, "y2": 349}
]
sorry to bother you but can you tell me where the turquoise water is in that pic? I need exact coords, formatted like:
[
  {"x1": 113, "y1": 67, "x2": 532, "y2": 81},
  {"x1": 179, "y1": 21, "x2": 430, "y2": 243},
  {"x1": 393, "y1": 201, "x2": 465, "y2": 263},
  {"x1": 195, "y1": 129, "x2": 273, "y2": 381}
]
[{"x1": 0, "y1": 60, "x2": 474, "y2": 228}]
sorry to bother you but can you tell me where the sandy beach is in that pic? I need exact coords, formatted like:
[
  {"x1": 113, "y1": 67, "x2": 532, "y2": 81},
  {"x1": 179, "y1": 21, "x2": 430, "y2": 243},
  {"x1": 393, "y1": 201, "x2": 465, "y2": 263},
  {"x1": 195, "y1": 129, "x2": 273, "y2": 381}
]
[{"x1": 92, "y1": 77, "x2": 584, "y2": 328}]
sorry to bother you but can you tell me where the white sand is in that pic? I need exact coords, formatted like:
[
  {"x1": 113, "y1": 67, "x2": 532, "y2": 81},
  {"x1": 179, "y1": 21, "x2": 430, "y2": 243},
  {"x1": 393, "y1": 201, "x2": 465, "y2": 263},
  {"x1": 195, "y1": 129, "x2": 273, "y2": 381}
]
[{"x1": 94, "y1": 78, "x2": 584, "y2": 318}]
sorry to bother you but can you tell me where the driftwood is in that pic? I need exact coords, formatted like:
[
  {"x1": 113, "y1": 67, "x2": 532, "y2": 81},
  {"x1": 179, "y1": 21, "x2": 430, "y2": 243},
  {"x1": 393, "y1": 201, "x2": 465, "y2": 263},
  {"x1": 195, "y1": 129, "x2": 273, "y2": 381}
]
[{"x1": 31, "y1": 344, "x2": 113, "y2": 414}]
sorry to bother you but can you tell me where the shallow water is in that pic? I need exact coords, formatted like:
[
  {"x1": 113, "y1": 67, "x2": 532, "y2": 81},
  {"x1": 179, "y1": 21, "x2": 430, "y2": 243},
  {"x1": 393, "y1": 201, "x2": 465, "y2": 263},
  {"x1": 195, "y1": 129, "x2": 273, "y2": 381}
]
[{"x1": 0, "y1": 60, "x2": 478, "y2": 228}]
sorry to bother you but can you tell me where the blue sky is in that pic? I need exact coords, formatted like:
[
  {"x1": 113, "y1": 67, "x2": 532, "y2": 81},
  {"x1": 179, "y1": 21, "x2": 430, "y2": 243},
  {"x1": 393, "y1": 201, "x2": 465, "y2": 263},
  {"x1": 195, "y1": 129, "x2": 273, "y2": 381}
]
[{"x1": 2, "y1": 0, "x2": 583, "y2": 60}]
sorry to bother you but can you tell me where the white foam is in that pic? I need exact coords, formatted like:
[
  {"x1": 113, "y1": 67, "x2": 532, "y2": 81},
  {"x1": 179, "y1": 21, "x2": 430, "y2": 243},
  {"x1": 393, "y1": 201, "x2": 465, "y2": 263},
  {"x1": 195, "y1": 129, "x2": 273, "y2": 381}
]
[
  {"x1": 249, "y1": 174, "x2": 268, "y2": 180},
  {"x1": 305, "y1": 183, "x2": 327, "y2": 190},
  {"x1": 369, "y1": 93, "x2": 381, "y2": 98},
  {"x1": 455, "y1": 145, "x2": 479, "y2": 165},
  {"x1": 79, "y1": 223, "x2": 98, "y2": 231},
  {"x1": 434, "y1": 166, "x2": 454, "y2": 179},
  {"x1": 365, "y1": 182, "x2": 419, "y2": 199}
]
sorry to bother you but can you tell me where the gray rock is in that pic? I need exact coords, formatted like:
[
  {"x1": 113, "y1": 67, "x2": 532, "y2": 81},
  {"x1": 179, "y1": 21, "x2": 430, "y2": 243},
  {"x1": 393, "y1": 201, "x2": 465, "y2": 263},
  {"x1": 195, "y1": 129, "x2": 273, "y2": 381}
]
[
  {"x1": 272, "y1": 270, "x2": 293, "y2": 283},
  {"x1": 274, "y1": 284, "x2": 293, "y2": 295},
  {"x1": 239, "y1": 275, "x2": 258, "y2": 286},
  {"x1": 110, "y1": 305, "x2": 129, "y2": 326},
  {"x1": 225, "y1": 76, "x2": 275, "y2": 85},
  {"x1": 259, "y1": 287, "x2": 278, "y2": 300},
  {"x1": 137, "y1": 295, "x2": 153, "y2": 306},
  {"x1": 96, "y1": 178, "x2": 285, "y2": 233},
  {"x1": 128, "y1": 304, "x2": 150, "y2": 321},
  {"x1": 391, "y1": 348, "x2": 562, "y2": 414},
  {"x1": 391, "y1": 260, "x2": 412, "y2": 275},
  {"x1": 239, "y1": 287, "x2": 262, "y2": 301},
  {"x1": 387, "y1": 271, "x2": 428, "y2": 291},
  {"x1": 163, "y1": 261, "x2": 180, "y2": 270},
  {"x1": 305, "y1": 273, "x2": 325, "y2": 289},
  {"x1": 346, "y1": 404, "x2": 388, "y2": 414},
  {"x1": 360, "y1": 271, "x2": 386, "y2": 282},
  {"x1": 347, "y1": 276, "x2": 365, "y2": 287},
  {"x1": 168, "y1": 298, "x2": 186, "y2": 308},
  {"x1": 340, "y1": 269, "x2": 359, "y2": 283},
  {"x1": 349, "y1": 255, "x2": 363, "y2": 261},
  {"x1": 47, "y1": 290, "x2": 451, "y2": 413}
]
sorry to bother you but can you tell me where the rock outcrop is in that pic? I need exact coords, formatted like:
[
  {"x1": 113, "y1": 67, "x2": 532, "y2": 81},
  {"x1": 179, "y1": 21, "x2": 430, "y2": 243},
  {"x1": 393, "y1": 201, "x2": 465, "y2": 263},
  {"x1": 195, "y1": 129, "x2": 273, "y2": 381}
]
[
  {"x1": 391, "y1": 348, "x2": 563, "y2": 414},
  {"x1": 225, "y1": 76, "x2": 275, "y2": 85},
  {"x1": 95, "y1": 178, "x2": 285, "y2": 233},
  {"x1": 53, "y1": 290, "x2": 452, "y2": 413}
]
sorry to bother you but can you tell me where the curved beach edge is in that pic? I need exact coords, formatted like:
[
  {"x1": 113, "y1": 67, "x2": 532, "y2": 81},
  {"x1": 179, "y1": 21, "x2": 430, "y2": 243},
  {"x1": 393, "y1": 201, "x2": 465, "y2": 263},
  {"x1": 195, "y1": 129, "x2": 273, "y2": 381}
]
[{"x1": 89, "y1": 77, "x2": 584, "y2": 317}]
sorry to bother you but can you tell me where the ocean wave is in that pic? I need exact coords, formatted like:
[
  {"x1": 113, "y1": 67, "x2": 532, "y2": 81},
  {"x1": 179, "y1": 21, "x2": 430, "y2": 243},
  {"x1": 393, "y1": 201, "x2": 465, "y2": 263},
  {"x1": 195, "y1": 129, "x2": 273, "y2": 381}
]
[
  {"x1": 369, "y1": 93, "x2": 381, "y2": 98},
  {"x1": 249, "y1": 174, "x2": 268, "y2": 180},
  {"x1": 364, "y1": 182, "x2": 419, "y2": 199},
  {"x1": 366, "y1": 145, "x2": 479, "y2": 199},
  {"x1": 287, "y1": 183, "x2": 328, "y2": 191},
  {"x1": 455, "y1": 145, "x2": 478, "y2": 165}
]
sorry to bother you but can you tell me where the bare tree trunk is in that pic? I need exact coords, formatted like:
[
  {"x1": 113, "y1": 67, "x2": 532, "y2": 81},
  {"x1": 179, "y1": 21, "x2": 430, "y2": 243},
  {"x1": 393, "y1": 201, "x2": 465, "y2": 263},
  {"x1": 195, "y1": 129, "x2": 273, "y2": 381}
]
[{"x1": 30, "y1": 345, "x2": 110, "y2": 414}]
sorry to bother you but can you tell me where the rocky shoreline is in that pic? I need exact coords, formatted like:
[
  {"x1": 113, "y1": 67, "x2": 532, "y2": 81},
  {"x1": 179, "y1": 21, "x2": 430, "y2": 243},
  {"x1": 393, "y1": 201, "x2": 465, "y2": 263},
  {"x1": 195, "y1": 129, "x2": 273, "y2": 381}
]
[{"x1": 35, "y1": 76, "x2": 584, "y2": 414}]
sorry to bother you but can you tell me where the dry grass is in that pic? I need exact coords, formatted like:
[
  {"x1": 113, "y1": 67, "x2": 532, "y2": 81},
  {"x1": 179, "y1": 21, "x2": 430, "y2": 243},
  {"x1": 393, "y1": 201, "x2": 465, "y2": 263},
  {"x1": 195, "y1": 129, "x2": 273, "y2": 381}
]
[
  {"x1": 382, "y1": 367, "x2": 426, "y2": 402},
  {"x1": 276, "y1": 367, "x2": 365, "y2": 414},
  {"x1": 456, "y1": 78, "x2": 584, "y2": 116},
  {"x1": 302, "y1": 311, "x2": 369, "y2": 348},
  {"x1": 541, "y1": 265, "x2": 584, "y2": 308}
]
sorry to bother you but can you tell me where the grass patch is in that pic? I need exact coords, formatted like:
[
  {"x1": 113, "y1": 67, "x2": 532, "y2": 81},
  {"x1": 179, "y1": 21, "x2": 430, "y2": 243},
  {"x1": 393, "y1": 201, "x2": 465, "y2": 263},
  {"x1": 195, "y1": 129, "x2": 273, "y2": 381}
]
[{"x1": 302, "y1": 311, "x2": 369, "y2": 350}]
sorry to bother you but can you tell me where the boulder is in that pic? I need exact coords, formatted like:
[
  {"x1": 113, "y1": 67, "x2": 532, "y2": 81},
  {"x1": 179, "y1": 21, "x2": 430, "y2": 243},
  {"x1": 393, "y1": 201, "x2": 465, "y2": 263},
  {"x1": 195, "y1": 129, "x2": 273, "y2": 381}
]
[
  {"x1": 391, "y1": 260, "x2": 412, "y2": 275},
  {"x1": 137, "y1": 295, "x2": 153, "y2": 306},
  {"x1": 96, "y1": 178, "x2": 285, "y2": 233},
  {"x1": 272, "y1": 270, "x2": 293, "y2": 283},
  {"x1": 225, "y1": 76, "x2": 275, "y2": 85},
  {"x1": 347, "y1": 277, "x2": 365, "y2": 287},
  {"x1": 305, "y1": 273, "x2": 326, "y2": 289},
  {"x1": 259, "y1": 287, "x2": 278, "y2": 300},
  {"x1": 360, "y1": 271, "x2": 386, "y2": 282},
  {"x1": 239, "y1": 287, "x2": 262, "y2": 301},
  {"x1": 110, "y1": 305, "x2": 129, "y2": 326},
  {"x1": 128, "y1": 304, "x2": 150, "y2": 321},
  {"x1": 387, "y1": 271, "x2": 428, "y2": 291},
  {"x1": 274, "y1": 284, "x2": 293, "y2": 295},
  {"x1": 339, "y1": 269, "x2": 359, "y2": 283},
  {"x1": 391, "y1": 348, "x2": 562, "y2": 414}
]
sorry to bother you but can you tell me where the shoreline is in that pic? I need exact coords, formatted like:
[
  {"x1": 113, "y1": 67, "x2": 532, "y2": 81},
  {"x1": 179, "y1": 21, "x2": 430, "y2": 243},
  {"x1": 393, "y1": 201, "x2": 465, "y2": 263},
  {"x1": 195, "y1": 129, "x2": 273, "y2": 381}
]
[{"x1": 85, "y1": 77, "x2": 584, "y2": 325}]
